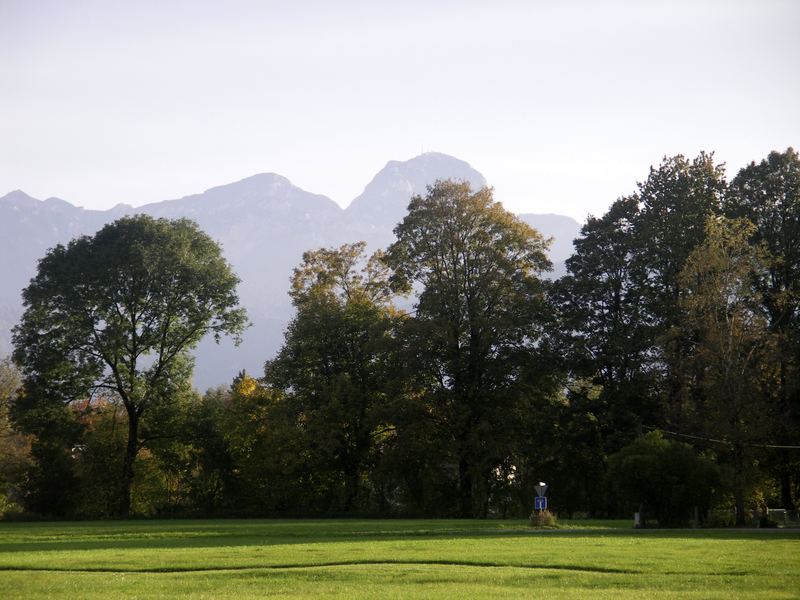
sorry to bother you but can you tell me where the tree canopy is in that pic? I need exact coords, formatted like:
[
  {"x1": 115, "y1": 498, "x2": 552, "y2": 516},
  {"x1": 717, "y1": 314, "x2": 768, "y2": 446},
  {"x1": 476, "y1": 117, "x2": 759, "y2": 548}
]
[
  {"x1": 5, "y1": 149, "x2": 799, "y2": 522},
  {"x1": 12, "y1": 215, "x2": 247, "y2": 515},
  {"x1": 385, "y1": 180, "x2": 553, "y2": 517},
  {"x1": 264, "y1": 242, "x2": 398, "y2": 512}
]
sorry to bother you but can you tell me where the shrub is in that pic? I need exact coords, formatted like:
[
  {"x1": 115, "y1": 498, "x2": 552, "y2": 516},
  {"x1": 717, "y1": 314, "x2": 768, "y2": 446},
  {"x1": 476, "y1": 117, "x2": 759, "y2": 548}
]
[
  {"x1": 529, "y1": 509, "x2": 557, "y2": 528},
  {"x1": 608, "y1": 431, "x2": 720, "y2": 527},
  {"x1": 705, "y1": 509, "x2": 735, "y2": 528}
]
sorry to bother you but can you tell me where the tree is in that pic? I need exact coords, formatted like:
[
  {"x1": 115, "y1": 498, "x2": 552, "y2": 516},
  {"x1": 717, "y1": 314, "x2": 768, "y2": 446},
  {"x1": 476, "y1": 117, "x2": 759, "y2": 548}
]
[
  {"x1": 679, "y1": 216, "x2": 778, "y2": 524},
  {"x1": 549, "y1": 155, "x2": 725, "y2": 516},
  {"x1": 265, "y1": 242, "x2": 399, "y2": 512},
  {"x1": 0, "y1": 356, "x2": 30, "y2": 515},
  {"x1": 633, "y1": 153, "x2": 726, "y2": 428},
  {"x1": 554, "y1": 196, "x2": 656, "y2": 454},
  {"x1": 554, "y1": 154, "x2": 726, "y2": 466},
  {"x1": 385, "y1": 180, "x2": 552, "y2": 517},
  {"x1": 215, "y1": 374, "x2": 301, "y2": 514},
  {"x1": 166, "y1": 385, "x2": 241, "y2": 516},
  {"x1": 725, "y1": 148, "x2": 800, "y2": 509},
  {"x1": 608, "y1": 431, "x2": 719, "y2": 527},
  {"x1": 12, "y1": 215, "x2": 247, "y2": 516},
  {"x1": 0, "y1": 356, "x2": 21, "y2": 408}
]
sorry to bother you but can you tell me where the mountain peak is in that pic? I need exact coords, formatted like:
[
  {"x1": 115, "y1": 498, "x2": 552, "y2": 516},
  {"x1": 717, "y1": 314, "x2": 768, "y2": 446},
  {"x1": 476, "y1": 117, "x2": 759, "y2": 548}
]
[
  {"x1": 404, "y1": 151, "x2": 474, "y2": 166},
  {"x1": 379, "y1": 152, "x2": 481, "y2": 179},
  {"x1": 134, "y1": 171, "x2": 341, "y2": 228},
  {"x1": 43, "y1": 196, "x2": 76, "y2": 210},
  {"x1": 0, "y1": 189, "x2": 38, "y2": 205},
  {"x1": 0, "y1": 156, "x2": 577, "y2": 390},
  {"x1": 201, "y1": 172, "x2": 292, "y2": 198},
  {"x1": 346, "y1": 153, "x2": 487, "y2": 225}
]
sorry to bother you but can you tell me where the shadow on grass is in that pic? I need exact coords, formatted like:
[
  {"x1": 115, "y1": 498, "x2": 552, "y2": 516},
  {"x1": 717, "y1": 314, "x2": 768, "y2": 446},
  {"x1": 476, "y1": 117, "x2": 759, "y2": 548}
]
[
  {"x1": 0, "y1": 521, "x2": 797, "y2": 554},
  {"x1": 0, "y1": 558, "x2": 635, "y2": 575}
]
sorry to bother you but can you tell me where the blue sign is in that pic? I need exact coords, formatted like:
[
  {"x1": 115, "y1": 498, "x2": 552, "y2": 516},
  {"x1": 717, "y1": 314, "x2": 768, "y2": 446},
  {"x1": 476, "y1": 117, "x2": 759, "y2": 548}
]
[{"x1": 534, "y1": 496, "x2": 547, "y2": 510}]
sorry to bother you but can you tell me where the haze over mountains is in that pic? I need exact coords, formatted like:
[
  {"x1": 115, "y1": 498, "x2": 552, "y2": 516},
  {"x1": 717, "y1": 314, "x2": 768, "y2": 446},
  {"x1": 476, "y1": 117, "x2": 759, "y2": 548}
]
[{"x1": 0, "y1": 153, "x2": 581, "y2": 389}]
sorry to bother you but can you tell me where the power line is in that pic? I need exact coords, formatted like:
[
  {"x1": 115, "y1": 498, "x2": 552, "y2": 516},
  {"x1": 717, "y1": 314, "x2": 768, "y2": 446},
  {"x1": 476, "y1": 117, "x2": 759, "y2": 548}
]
[{"x1": 661, "y1": 429, "x2": 800, "y2": 450}]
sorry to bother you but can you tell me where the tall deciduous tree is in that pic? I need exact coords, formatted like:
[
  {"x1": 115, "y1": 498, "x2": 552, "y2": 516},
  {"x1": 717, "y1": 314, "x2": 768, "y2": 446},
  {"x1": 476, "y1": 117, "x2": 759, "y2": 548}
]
[
  {"x1": 551, "y1": 154, "x2": 725, "y2": 514},
  {"x1": 12, "y1": 215, "x2": 247, "y2": 516},
  {"x1": 385, "y1": 180, "x2": 552, "y2": 517},
  {"x1": 634, "y1": 153, "x2": 727, "y2": 427},
  {"x1": 679, "y1": 216, "x2": 778, "y2": 524},
  {"x1": 554, "y1": 196, "x2": 655, "y2": 452},
  {"x1": 725, "y1": 148, "x2": 800, "y2": 509},
  {"x1": 265, "y1": 242, "x2": 398, "y2": 512}
]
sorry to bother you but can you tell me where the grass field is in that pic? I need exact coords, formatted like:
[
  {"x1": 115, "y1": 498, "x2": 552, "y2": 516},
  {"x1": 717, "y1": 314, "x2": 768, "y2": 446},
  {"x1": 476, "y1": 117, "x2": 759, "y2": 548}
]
[{"x1": 0, "y1": 519, "x2": 798, "y2": 599}]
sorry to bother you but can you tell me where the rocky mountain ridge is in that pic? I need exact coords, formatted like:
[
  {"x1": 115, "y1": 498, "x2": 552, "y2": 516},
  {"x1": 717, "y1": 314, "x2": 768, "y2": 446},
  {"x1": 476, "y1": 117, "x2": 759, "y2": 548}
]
[{"x1": 0, "y1": 153, "x2": 581, "y2": 388}]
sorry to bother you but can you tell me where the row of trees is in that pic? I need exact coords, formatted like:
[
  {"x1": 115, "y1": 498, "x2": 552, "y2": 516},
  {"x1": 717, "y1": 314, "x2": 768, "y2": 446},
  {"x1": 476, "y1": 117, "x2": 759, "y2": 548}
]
[
  {"x1": 1, "y1": 149, "x2": 798, "y2": 524},
  {"x1": 554, "y1": 150, "x2": 799, "y2": 523}
]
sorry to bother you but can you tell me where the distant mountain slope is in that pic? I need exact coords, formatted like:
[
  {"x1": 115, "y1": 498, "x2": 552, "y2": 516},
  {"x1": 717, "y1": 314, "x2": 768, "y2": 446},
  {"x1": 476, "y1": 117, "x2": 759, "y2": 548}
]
[
  {"x1": 0, "y1": 192, "x2": 108, "y2": 302},
  {"x1": 518, "y1": 213, "x2": 581, "y2": 276},
  {"x1": 0, "y1": 154, "x2": 580, "y2": 389},
  {"x1": 347, "y1": 153, "x2": 486, "y2": 229}
]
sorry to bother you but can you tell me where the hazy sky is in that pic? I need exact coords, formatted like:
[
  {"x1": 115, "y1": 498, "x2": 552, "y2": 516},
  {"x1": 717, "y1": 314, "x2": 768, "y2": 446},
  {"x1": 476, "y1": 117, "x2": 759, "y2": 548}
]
[{"x1": 1, "y1": 0, "x2": 798, "y2": 221}]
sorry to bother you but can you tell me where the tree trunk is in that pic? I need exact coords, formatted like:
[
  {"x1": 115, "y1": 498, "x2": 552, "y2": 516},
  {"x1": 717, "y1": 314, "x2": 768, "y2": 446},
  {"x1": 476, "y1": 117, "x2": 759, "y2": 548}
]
[
  {"x1": 733, "y1": 444, "x2": 746, "y2": 526},
  {"x1": 458, "y1": 455, "x2": 473, "y2": 518},
  {"x1": 777, "y1": 347, "x2": 795, "y2": 511},
  {"x1": 779, "y1": 450, "x2": 795, "y2": 511},
  {"x1": 118, "y1": 410, "x2": 139, "y2": 517},
  {"x1": 343, "y1": 464, "x2": 359, "y2": 512}
]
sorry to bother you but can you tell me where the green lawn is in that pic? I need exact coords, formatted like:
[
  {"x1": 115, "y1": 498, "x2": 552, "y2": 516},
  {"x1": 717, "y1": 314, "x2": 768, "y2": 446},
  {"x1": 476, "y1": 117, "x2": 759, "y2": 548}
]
[{"x1": 0, "y1": 519, "x2": 797, "y2": 598}]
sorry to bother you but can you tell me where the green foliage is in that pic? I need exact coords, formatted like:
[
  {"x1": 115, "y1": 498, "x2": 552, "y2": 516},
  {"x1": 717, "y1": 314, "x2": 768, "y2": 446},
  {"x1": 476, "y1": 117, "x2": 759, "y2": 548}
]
[
  {"x1": 222, "y1": 374, "x2": 306, "y2": 513},
  {"x1": 12, "y1": 215, "x2": 247, "y2": 516},
  {"x1": 369, "y1": 385, "x2": 461, "y2": 516},
  {"x1": 552, "y1": 197, "x2": 656, "y2": 511},
  {"x1": 24, "y1": 438, "x2": 80, "y2": 517},
  {"x1": 557, "y1": 196, "x2": 649, "y2": 389},
  {"x1": 608, "y1": 432, "x2": 720, "y2": 527},
  {"x1": 6, "y1": 150, "x2": 799, "y2": 522},
  {"x1": 678, "y1": 216, "x2": 779, "y2": 523},
  {"x1": 551, "y1": 154, "x2": 727, "y2": 512},
  {"x1": 385, "y1": 180, "x2": 553, "y2": 517},
  {"x1": 724, "y1": 148, "x2": 800, "y2": 510},
  {"x1": 635, "y1": 152, "x2": 726, "y2": 330},
  {"x1": 289, "y1": 241, "x2": 394, "y2": 308},
  {"x1": 529, "y1": 508, "x2": 558, "y2": 527},
  {"x1": 631, "y1": 153, "x2": 727, "y2": 429},
  {"x1": 0, "y1": 357, "x2": 30, "y2": 517},
  {"x1": 71, "y1": 401, "x2": 126, "y2": 517},
  {"x1": 705, "y1": 509, "x2": 736, "y2": 528},
  {"x1": 725, "y1": 148, "x2": 800, "y2": 330},
  {"x1": 517, "y1": 382, "x2": 609, "y2": 517},
  {"x1": 170, "y1": 387, "x2": 240, "y2": 515},
  {"x1": 265, "y1": 243, "x2": 399, "y2": 513}
]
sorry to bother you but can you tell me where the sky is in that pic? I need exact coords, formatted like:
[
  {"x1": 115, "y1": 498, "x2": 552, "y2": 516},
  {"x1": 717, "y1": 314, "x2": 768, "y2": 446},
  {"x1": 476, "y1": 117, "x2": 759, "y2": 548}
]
[{"x1": 1, "y1": 0, "x2": 798, "y2": 222}]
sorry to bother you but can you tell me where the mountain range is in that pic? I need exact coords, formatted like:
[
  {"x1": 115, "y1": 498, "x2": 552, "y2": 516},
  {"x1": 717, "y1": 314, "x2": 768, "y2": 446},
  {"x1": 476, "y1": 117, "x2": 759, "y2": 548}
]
[{"x1": 0, "y1": 153, "x2": 581, "y2": 389}]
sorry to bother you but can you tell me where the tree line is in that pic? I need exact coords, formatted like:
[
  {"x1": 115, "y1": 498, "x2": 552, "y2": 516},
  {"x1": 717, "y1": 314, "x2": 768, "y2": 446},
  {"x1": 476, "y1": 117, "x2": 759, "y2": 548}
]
[{"x1": 1, "y1": 148, "x2": 798, "y2": 525}]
